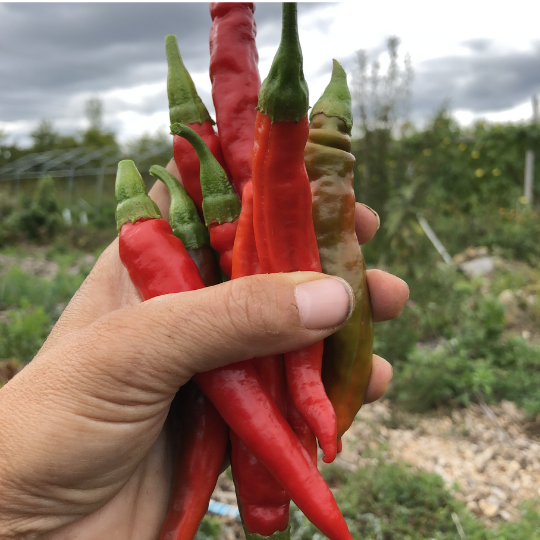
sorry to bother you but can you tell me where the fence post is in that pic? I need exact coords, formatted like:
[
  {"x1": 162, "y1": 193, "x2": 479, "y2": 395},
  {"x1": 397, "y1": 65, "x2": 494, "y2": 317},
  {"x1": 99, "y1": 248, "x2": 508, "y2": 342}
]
[{"x1": 524, "y1": 94, "x2": 538, "y2": 205}]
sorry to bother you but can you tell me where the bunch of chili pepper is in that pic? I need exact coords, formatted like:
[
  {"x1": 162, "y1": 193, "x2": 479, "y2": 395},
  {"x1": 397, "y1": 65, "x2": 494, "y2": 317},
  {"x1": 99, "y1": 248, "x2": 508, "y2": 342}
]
[{"x1": 113, "y1": 3, "x2": 374, "y2": 540}]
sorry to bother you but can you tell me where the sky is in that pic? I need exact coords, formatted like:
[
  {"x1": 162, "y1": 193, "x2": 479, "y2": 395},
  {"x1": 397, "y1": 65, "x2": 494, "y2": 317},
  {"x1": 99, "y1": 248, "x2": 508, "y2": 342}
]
[{"x1": 1, "y1": 1, "x2": 540, "y2": 147}]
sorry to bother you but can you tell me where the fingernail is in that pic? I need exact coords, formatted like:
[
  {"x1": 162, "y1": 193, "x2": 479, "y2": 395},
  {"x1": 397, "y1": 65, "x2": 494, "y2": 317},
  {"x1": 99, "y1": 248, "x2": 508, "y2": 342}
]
[
  {"x1": 295, "y1": 278, "x2": 354, "y2": 330},
  {"x1": 360, "y1": 203, "x2": 380, "y2": 230}
]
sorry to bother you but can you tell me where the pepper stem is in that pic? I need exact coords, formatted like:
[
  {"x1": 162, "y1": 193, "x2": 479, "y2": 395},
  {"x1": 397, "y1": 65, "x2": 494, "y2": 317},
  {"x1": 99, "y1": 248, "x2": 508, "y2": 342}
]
[
  {"x1": 310, "y1": 59, "x2": 353, "y2": 133},
  {"x1": 149, "y1": 165, "x2": 210, "y2": 249},
  {"x1": 166, "y1": 34, "x2": 215, "y2": 126},
  {"x1": 170, "y1": 123, "x2": 241, "y2": 227},
  {"x1": 115, "y1": 160, "x2": 161, "y2": 231},
  {"x1": 257, "y1": 2, "x2": 308, "y2": 123},
  {"x1": 244, "y1": 525, "x2": 291, "y2": 540}
]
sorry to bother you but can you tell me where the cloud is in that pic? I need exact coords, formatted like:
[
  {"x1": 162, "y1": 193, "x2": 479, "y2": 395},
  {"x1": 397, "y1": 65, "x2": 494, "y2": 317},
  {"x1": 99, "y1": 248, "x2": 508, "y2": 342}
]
[{"x1": 412, "y1": 41, "x2": 540, "y2": 117}]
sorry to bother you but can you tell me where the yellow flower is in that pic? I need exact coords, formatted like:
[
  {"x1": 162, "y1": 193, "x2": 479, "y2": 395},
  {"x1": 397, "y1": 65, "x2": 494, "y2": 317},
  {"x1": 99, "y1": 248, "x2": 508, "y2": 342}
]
[
  {"x1": 498, "y1": 208, "x2": 506, "y2": 215},
  {"x1": 443, "y1": 137, "x2": 451, "y2": 145},
  {"x1": 492, "y1": 168, "x2": 501, "y2": 176},
  {"x1": 459, "y1": 143, "x2": 467, "y2": 151},
  {"x1": 471, "y1": 150, "x2": 480, "y2": 159},
  {"x1": 423, "y1": 149, "x2": 432, "y2": 156},
  {"x1": 475, "y1": 169, "x2": 485, "y2": 177},
  {"x1": 519, "y1": 196, "x2": 527, "y2": 204}
]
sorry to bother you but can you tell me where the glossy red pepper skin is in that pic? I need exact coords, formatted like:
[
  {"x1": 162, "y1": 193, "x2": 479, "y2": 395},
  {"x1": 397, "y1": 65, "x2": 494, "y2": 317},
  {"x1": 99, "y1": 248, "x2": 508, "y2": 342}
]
[
  {"x1": 230, "y1": 182, "x2": 290, "y2": 537},
  {"x1": 231, "y1": 182, "x2": 261, "y2": 278},
  {"x1": 194, "y1": 363, "x2": 352, "y2": 540},
  {"x1": 208, "y1": 220, "x2": 238, "y2": 278},
  {"x1": 119, "y1": 219, "x2": 205, "y2": 298},
  {"x1": 159, "y1": 381, "x2": 228, "y2": 540},
  {"x1": 252, "y1": 112, "x2": 337, "y2": 464},
  {"x1": 209, "y1": 2, "x2": 260, "y2": 197}
]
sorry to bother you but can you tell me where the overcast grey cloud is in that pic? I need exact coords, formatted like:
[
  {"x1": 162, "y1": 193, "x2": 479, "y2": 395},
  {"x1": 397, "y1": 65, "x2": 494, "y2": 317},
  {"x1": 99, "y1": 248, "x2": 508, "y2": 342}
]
[
  {"x1": 1, "y1": 2, "x2": 539, "y2": 146},
  {"x1": 412, "y1": 40, "x2": 540, "y2": 120}
]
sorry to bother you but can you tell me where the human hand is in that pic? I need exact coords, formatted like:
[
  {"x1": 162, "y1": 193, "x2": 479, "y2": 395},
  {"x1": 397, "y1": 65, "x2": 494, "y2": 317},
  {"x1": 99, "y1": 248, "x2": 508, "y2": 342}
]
[{"x1": 0, "y1": 160, "x2": 408, "y2": 540}]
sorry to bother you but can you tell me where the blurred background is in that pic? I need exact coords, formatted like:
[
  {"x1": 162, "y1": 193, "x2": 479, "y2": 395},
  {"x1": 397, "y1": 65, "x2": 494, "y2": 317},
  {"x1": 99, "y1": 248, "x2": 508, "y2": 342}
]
[{"x1": 1, "y1": 2, "x2": 540, "y2": 539}]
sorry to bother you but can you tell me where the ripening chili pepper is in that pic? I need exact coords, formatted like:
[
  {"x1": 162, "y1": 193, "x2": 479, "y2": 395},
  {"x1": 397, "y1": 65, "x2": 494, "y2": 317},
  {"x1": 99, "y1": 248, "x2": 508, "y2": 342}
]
[
  {"x1": 159, "y1": 381, "x2": 228, "y2": 540},
  {"x1": 115, "y1": 160, "x2": 205, "y2": 297},
  {"x1": 251, "y1": 2, "x2": 337, "y2": 463},
  {"x1": 171, "y1": 123, "x2": 240, "y2": 279},
  {"x1": 209, "y1": 2, "x2": 260, "y2": 197},
  {"x1": 166, "y1": 34, "x2": 232, "y2": 217},
  {"x1": 149, "y1": 165, "x2": 221, "y2": 287},
  {"x1": 305, "y1": 60, "x2": 374, "y2": 441},
  {"x1": 115, "y1": 161, "x2": 352, "y2": 540},
  {"x1": 230, "y1": 181, "x2": 291, "y2": 539}
]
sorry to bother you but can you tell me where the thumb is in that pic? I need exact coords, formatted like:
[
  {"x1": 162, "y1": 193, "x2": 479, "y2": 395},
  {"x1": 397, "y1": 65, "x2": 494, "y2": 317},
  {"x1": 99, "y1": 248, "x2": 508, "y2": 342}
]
[{"x1": 69, "y1": 272, "x2": 354, "y2": 397}]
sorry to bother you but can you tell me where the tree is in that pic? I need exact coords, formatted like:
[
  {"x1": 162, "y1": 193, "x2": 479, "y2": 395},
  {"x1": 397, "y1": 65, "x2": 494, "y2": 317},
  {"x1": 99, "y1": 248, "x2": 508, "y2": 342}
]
[
  {"x1": 351, "y1": 37, "x2": 413, "y2": 226},
  {"x1": 85, "y1": 97, "x2": 104, "y2": 131},
  {"x1": 30, "y1": 120, "x2": 60, "y2": 152}
]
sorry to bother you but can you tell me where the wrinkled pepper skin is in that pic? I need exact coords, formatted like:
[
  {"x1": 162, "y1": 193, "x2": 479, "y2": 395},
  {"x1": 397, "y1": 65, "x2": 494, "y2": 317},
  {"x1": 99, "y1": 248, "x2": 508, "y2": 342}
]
[
  {"x1": 159, "y1": 381, "x2": 228, "y2": 540},
  {"x1": 305, "y1": 61, "x2": 374, "y2": 441},
  {"x1": 209, "y1": 2, "x2": 260, "y2": 197}
]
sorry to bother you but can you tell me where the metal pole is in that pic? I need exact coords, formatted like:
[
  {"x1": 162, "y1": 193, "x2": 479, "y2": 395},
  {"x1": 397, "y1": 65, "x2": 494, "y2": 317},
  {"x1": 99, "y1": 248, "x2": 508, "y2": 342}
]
[
  {"x1": 524, "y1": 94, "x2": 538, "y2": 205},
  {"x1": 416, "y1": 213, "x2": 452, "y2": 264},
  {"x1": 524, "y1": 150, "x2": 534, "y2": 205}
]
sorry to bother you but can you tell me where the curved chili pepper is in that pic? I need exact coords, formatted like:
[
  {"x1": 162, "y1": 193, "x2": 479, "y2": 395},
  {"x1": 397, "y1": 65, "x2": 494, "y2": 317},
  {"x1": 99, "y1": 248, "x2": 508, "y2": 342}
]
[
  {"x1": 159, "y1": 381, "x2": 228, "y2": 540},
  {"x1": 194, "y1": 364, "x2": 353, "y2": 540},
  {"x1": 252, "y1": 2, "x2": 337, "y2": 463},
  {"x1": 230, "y1": 181, "x2": 290, "y2": 539},
  {"x1": 305, "y1": 60, "x2": 374, "y2": 441},
  {"x1": 149, "y1": 165, "x2": 221, "y2": 287},
  {"x1": 171, "y1": 123, "x2": 240, "y2": 279},
  {"x1": 209, "y1": 2, "x2": 260, "y2": 197},
  {"x1": 115, "y1": 161, "x2": 352, "y2": 540},
  {"x1": 166, "y1": 34, "x2": 232, "y2": 217}
]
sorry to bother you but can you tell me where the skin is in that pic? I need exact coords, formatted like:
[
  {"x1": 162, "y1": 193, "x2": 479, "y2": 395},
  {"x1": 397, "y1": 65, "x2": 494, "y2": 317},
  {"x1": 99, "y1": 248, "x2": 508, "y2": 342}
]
[{"x1": 0, "y1": 160, "x2": 408, "y2": 540}]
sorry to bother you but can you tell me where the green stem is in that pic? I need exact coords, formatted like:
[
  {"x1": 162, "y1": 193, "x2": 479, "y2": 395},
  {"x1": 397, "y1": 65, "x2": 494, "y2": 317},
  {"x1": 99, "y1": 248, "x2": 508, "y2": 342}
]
[
  {"x1": 310, "y1": 59, "x2": 353, "y2": 133},
  {"x1": 115, "y1": 160, "x2": 161, "y2": 231},
  {"x1": 257, "y1": 2, "x2": 308, "y2": 123},
  {"x1": 149, "y1": 165, "x2": 209, "y2": 249},
  {"x1": 166, "y1": 34, "x2": 214, "y2": 126},
  {"x1": 170, "y1": 123, "x2": 240, "y2": 226}
]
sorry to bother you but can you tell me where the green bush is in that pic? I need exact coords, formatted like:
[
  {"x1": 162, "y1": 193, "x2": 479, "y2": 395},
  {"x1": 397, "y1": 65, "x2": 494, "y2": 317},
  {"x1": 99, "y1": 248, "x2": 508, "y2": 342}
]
[
  {"x1": 0, "y1": 301, "x2": 51, "y2": 362},
  {"x1": 291, "y1": 462, "x2": 540, "y2": 540},
  {"x1": 2, "y1": 176, "x2": 64, "y2": 244}
]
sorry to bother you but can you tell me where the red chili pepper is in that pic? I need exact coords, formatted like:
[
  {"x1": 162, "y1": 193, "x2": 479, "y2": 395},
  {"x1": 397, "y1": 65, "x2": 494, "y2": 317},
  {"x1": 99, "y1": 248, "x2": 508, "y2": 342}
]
[
  {"x1": 252, "y1": 3, "x2": 337, "y2": 463},
  {"x1": 194, "y1": 364, "x2": 353, "y2": 540},
  {"x1": 115, "y1": 160, "x2": 205, "y2": 297},
  {"x1": 159, "y1": 381, "x2": 228, "y2": 540},
  {"x1": 209, "y1": 2, "x2": 260, "y2": 197},
  {"x1": 230, "y1": 181, "x2": 290, "y2": 538},
  {"x1": 115, "y1": 160, "x2": 352, "y2": 540},
  {"x1": 171, "y1": 123, "x2": 240, "y2": 279},
  {"x1": 166, "y1": 34, "x2": 232, "y2": 217}
]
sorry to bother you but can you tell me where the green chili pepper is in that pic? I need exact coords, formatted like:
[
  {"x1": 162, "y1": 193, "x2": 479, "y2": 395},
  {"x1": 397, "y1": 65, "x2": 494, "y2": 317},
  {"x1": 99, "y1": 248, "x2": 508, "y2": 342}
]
[
  {"x1": 305, "y1": 60, "x2": 374, "y2": 441},
  {"x1": 149, "y1": 164, "x2": 221, "y2": 286}
]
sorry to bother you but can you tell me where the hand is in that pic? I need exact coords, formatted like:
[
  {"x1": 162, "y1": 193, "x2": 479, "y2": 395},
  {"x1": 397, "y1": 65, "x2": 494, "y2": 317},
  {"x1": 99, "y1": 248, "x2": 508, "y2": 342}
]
[{"x1": 0, "y1": 160, "x2": 408, "y2": 540}]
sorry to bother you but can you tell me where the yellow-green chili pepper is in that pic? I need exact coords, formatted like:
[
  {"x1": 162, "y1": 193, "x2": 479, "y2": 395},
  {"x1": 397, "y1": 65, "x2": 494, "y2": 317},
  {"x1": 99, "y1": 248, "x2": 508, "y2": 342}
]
[{"x1": 305, "y1": 59, "x2": 374, "y2": 442}]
